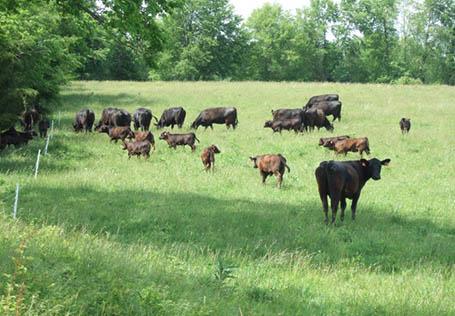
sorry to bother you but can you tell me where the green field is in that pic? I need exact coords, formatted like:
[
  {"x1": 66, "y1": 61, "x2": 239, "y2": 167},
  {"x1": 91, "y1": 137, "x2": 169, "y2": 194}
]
[{"x1": 1, "y1": 81, "x2": 454, "y2": 315}]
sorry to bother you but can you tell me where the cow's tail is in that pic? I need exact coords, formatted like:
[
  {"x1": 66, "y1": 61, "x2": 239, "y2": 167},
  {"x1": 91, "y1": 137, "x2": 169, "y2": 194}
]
[
  {"x1": 194, "y1": 134, "x2": 200, "y2": 143},
  {"x1": 365, "y1": 137, "x2": 370, "y2": 154},
  {"x1": 278, "y1": 154, "x2": 290, "y2": 172},
  {"x1": 152, "y1": 115, "x2": 159, "y2": 122}
]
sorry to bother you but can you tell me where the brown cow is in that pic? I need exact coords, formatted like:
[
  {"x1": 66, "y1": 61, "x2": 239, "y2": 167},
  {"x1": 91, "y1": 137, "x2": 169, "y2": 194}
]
[
  {"x1": 122, "y1": 140, "x2": 151, "y2": 159},
  {"x1": 135, "y1": 131, "x2": 155, "y2": 152},
  {"x1": 332, "y1": 137, "x2": 370, "y2": 157},
  {"x1": 319, "y1": 135, "x2": 350, "y2": 148},
  {"x1": 159, "y1": 131, "x2": 200, "y2": 151},
  {"x1": 98, "y1": 125, "x2": 134, "y2": 143},
  {"x1": 304, "y1": 108, "x2": 334, "y2": 132},
  {"x1": 315, "y1": 158, "x2": 391, "y2": 224},
  {"x1": 400, "y1": 118, "x2": 411, "y2": 134},
  {"x1": 201, "y1": 145, "x2": 221, "y2": 171},
  {"x1": 249, "y1": 154, "x2": 290, "y2": 188}
]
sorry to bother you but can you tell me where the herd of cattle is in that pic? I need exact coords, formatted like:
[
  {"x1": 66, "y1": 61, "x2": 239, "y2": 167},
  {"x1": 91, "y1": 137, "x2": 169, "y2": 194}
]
[{"x1": 0, "y1": 94, "x2": 412, "y2": 224}]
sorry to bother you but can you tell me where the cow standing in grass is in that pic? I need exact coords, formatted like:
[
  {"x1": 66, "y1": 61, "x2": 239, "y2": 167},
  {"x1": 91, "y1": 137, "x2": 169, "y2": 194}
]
[
  {"x1": 249, "y1": 154, "x2": 290, "y2": 188},
  {"x1": 159, "y1": 132, "x2": 200, "y2": 151},
  {"x1": 315, "y1": 158, "x2": 391, "y2": 224},
  {"x1": 122, "y1": 140, "x2": 151, "y2": 159},
  {"x1": 191, "y1": 107, "x2": 238, "y2": 130},
  {"x1": 73, "y1": 109, "x2": 95, "y2": 133},
  {"x1": 201, "y1": 145, "x2": 221, "y2": 171},
  {"x1": 400, "y1": 118, "x2": 411, "y2": 134}
]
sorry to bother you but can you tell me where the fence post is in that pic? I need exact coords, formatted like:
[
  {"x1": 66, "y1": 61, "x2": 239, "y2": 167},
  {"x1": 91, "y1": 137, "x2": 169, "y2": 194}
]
[
  {"x1": 13, "y1": 183, "x2": 19, "y2": 219},
  {"x1": 34, "y1": 149, "x2": 41, "y2": 179},
  {"x1": 44, "y1": 134, "x2": 50, "y2": 155},
  {"x1": 50, "y1": 120, "x2": 54, "y2": 139}
]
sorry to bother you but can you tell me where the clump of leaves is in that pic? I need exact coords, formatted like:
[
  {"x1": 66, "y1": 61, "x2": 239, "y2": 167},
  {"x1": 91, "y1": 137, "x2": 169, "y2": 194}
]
[{"x1": 214, "y1": 258, "x2": 236, "y2": 283}]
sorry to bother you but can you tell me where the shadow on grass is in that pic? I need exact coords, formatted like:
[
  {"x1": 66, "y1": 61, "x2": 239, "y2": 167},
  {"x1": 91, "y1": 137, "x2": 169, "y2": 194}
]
[{"x1": 14, "y1": 185, "x2": 455, "y2": 272}]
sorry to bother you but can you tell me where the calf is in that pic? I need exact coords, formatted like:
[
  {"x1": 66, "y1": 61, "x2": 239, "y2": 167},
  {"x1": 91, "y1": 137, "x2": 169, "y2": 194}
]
[
  {"x1": 98, "y1": 125, "x2": 134, "y2": 143},
  {"x1": 319, "y1": 135, "x2": 350, "y2": 149},
  {"x1": 73, "y1": 109, "x2": 95, "y2": 133},
  {"x1": 264, "y1": 118, "x2": 303, "y2": 133},
  {"x1": 201, "y1": 145, "x2": 221, "y2": 171},
  {"x1": 249, "y1": 154, "x2": 290, "y2": 188},
  {"x1": 38, "y1": 118, "x2": 50, "y2": 138},
  {"x1": 1, "y1": 130, "x2": 35, "y2": 148},
  {"x1": 134, "y1": 131, "x2": 155, "y2": 152},
  {"x1": 400, "y1": 118, "x2": 411, "y2": 134},
  {"x1": 333, "y1": 137, "x2": 370, "y2": 157},
  {"x1": 315, "y1": 158, "x2": 391, "y2": 224},
  {"x1": 122, "y1": 140, "x2": 151, "y2": 159},
  {"x1": 159, "y1": 132, "x2": 200, "y2": 151}
]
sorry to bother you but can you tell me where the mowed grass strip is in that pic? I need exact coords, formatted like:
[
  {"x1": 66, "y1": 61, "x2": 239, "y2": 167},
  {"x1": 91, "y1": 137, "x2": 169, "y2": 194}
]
[{"x1": 0, "y1": 81, "x2": 454, "y2": 315}]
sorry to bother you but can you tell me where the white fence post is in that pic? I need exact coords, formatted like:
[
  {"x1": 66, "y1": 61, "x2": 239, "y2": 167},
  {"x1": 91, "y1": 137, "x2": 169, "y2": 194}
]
[
  {"x1": 44, "y1": 134, "x2": 50, "y2": 155},
  {"x1": 34, "y1": 149, "x2": 41, "y2": 179},
  {"x1": 13, "y1": 183, "x2": 19, "y2": 219},
  {"x1": 50, "y1": 120, "x2": 54, "y2": 139}
]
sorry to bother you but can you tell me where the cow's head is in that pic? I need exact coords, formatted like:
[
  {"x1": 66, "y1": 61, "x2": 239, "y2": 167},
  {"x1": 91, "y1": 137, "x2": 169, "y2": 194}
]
[
  {"x1": 190, "y1": 120, "x2": 198, "y2": 129},
  {"x1": 159, "y1": 131, "x2": 169, "y2": 140},
  {"x1": 264, "y1": 120, "x2": 273, "y2": 128},
  {"x1": 361, "y1": 158, "x2": 391, "y2": 180},
  {"x1": 318, "y1": 138, "x2": 326, "y2": 146},
  {"x1": 249, "y1": 156, "x2": 258, "y2": 168},
  {"x1": 210, "y1": 145, "x2": 221, "y2": 153},
  {"x1": 155, "y1": 119, "x2": 164, "y2": 129}
]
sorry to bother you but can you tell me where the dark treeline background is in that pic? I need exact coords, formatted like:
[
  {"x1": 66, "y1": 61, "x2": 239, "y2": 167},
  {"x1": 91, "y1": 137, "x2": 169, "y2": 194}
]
[{"x1": 0, "y1": 0, "x2": 453, "y2": 128}]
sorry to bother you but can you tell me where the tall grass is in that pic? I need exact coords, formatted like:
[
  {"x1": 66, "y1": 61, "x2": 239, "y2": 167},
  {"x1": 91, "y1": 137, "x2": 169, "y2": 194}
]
[{"x1": 0, "y1": 81, "x2": 454, "y2": 315}]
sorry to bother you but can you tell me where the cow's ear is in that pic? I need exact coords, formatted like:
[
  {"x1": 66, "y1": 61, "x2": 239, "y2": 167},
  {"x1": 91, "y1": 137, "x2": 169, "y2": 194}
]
[
  {"x1": 381, "y1": 159, "x2": 391, "y2": 166},
  {"x1": 360, "y1": 159, "x2": 368, "y2": 167}
]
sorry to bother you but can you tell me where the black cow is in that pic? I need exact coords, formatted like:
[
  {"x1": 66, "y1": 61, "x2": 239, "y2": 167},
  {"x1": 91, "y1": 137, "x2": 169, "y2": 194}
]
[
  {"x1": 156, "y1": 107, "x2": 186, "y2": 129},
  {"x1": 95, "y1": 108, "x2": 131, "y2": 130},
  {"x1": 303, "y1": 108, "x2": 334, "y2": 132},
  {"x1": 315, "y1": 158, "x2": 391, "y2": 224},
  {"x1": 21, "y1": 108, "x2": 41, "y2": 131},
  {"x1": 271, "y1": 108, "x2": 306, "y2": 122},
  {"x1": 0, "y1": 128, "x2": 35, "y2": 148},
  {"x1": 191, "y1": 107, "x2": 238, "y2": 130},
  {"x1": 400, "y1": 118, "x2": 411, "y2": 134},
  {"x1": 305, "y1": 94, "x2": 339, "y2": 108},
  {"x1": 133, "y1": 108, "x2": 157, "y2": 131},
  {"x1": 73, "y1": 109, "x2": 95, "y2": 133},
  {"x1": 38, "y1": 118, "x2": 50, "y2": 138},
  {"x1": 307, "y1": 101, "x2": 342, "y2": 121}
]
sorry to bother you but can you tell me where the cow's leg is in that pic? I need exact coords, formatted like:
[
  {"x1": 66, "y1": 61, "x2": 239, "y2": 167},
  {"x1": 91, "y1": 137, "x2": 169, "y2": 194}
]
[
  {"x1": 274, "y1": 171, "x2": 283, "y2": 188},
  {"x1": 210, "y1": 124, "x2": 214, "y2": 130},
  {"x1": 351, "y1": 192, "x2": 360, "y2": 221},
  {"x1": 190, "y1": 144, "x2": 196, "y2": 152},
  {"x1": 315, "y1": 168, "x2": 329, "y2": 224},
  {"x1": 340, "y1": 197, "x2": 347, "y2": 221},
  {"x1": 260, "y1": 171, "x2": 268, "y2": 184}
]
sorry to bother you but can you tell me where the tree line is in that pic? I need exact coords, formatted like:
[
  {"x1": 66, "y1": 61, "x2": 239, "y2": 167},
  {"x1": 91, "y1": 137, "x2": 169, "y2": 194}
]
[{"x1": 0, "y1": 0, "x2": 453, "y2": 129}]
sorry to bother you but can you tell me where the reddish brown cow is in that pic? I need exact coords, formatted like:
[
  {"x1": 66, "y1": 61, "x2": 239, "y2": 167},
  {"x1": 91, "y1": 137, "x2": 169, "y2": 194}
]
[
  {"x1": 159, "y1": 131, "x2": 200, "y2": 151},
  {"x1": 332, "y1": 137, "x2": 370, "y2": 157},
  {"x1": 315, "y1": 158, "x2": 391, "y2": 224},
  {"x1": 135, "y1": 131, "x2": 155, "y2": 152},
  {"x1": 201, "y1": 145, "x2": 221, "y2": 171},
  {"x1": 122, "y1": 140, "x2": 151, "y2": 159},
  {"x1": 319, "y1": 135, "x2": 350, "y2": 148},
  {"x1": 98, "y1": 125, "x2": 134, "y2": 143},
  {"x1": 249, "y1": 154, "x2": 290, "y2": 188}
]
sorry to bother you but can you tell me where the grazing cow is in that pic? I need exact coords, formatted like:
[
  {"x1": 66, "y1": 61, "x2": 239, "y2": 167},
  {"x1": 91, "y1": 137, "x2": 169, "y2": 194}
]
[
  {"x1": 271, "y1": 108, "x2": 306, "y2": 122},
  {"x1": 191, "y1": 107, "x2": 238, "y2": 130},
  {"x1": 21, "y1": 108, "x2": 41, "y2": 131},
  {"x1": 95, "y1": 108, "x2": 131, "y2": 130},
  {"x1": 201, "y1": 145, "x2": 221, "y2": 171},
  {"x1": 159, "y1": 131, "x2": 199, "y2": 151},
  {"x1": 0, "y1": 127, "x2": 19, "y2": 150},
  {"x1": 38, "y1": 118, "x2": 50, "y2": 138},
  {"x1": 307, "y1": 101, "x2": 342, "y2": 121},
  {"x1": 305, "y1": 94, "x2": 339, "y2": 108},
  {"x1": 400, "y1": 118, "x2": 411, "y2": 134},
  {"x1": 134, "y1": 131, "x2": 155, "y2": 152},
  {"x1": 249, "y1": 154, "x2": 290, "y2": 188},
  {"x1": 73, "y1": 109, "x2": 95, "y2": 133},
  {"x1": 133, "y1": 108, "x2": 157, "y2": 131},
  {"x1": 264, "y1": 118, "x2": 304, "y2": 133},
  {"x1": 332, "y1": 137, "x2": 370, "y2": 157},
  {"x1": 156, "y1": 107, "x2": 186, "y2": 129},
  {"x1": 122, "y1": 140, "x2": 151, "y2": 159},
  {"x1": 98, "y1": 125, "x2": 134, "y2": 143},
  {"x1": 319, "y1": 135, "x2": 350, "y2": 148},
  {"x1": 315, "y1": 158, "x2": 391, "y2": 224},
  {"x1": 304, "y1": 108, "x2": 334, "y2": 132}
]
